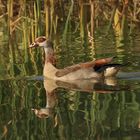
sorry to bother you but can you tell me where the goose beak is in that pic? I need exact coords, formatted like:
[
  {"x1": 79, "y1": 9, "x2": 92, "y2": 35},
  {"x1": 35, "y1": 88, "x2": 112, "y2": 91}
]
[{"x1": 29, "y1": 42, "x2": 39, "y2": 48}]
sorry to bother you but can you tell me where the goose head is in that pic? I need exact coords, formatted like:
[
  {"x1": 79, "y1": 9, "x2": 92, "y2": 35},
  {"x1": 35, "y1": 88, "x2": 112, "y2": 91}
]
[
  {"x1": 30, "y1": 36, "x2": 55, "y2": 64},
  {"x1": 29, "y1": 36, "x2": 53, "y2": 49}
]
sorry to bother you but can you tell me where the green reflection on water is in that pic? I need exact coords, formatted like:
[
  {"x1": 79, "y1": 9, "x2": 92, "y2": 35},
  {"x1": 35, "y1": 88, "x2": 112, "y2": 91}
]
[{"x1": 0, "y1": 79, "x2": 140, "y2": 140}]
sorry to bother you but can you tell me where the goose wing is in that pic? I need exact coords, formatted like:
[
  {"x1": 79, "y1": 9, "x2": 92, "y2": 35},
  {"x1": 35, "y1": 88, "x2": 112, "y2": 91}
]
[{"x1": 56, "y1": 57, "x2": 114, "y2": 77}]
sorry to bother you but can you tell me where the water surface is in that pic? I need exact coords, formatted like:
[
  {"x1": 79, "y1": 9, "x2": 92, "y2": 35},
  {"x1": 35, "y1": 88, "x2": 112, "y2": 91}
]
[{"x1": 0, "y1": 28, "x2": 140, "y2": 140}]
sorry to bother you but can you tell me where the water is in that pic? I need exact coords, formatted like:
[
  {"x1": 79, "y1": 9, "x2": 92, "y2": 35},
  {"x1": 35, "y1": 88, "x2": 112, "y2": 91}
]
[{"x1": 0, "y1": 29, "x2": 140, "y2": 139}]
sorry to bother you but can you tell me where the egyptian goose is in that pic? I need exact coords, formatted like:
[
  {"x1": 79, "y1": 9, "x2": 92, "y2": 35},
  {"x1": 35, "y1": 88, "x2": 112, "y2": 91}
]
[{"x1": 29, "y1": 36, "x2": 122, "y2": 81}]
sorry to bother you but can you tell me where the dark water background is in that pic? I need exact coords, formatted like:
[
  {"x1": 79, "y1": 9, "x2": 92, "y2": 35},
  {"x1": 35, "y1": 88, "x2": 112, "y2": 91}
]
[{"x1": 0, "y1": 27, "x2": 140, "y2": 140}]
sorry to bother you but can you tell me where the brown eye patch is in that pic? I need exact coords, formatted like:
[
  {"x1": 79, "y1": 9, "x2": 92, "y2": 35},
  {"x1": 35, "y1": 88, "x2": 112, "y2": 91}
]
[{"x1": 35, "y1": 36, "x2": 46, "y2": 43}]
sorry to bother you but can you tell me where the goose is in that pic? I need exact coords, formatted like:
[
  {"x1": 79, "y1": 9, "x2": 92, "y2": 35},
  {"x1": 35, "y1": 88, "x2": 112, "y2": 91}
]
[{"x1": 29, "y1": 36, "x2": 122, "y2": 81}]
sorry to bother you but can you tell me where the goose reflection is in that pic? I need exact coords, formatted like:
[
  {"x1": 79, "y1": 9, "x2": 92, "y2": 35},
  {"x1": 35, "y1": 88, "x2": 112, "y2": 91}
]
[{"x1": 32, "y1": 77, "x2": 123, "y2": 119}]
